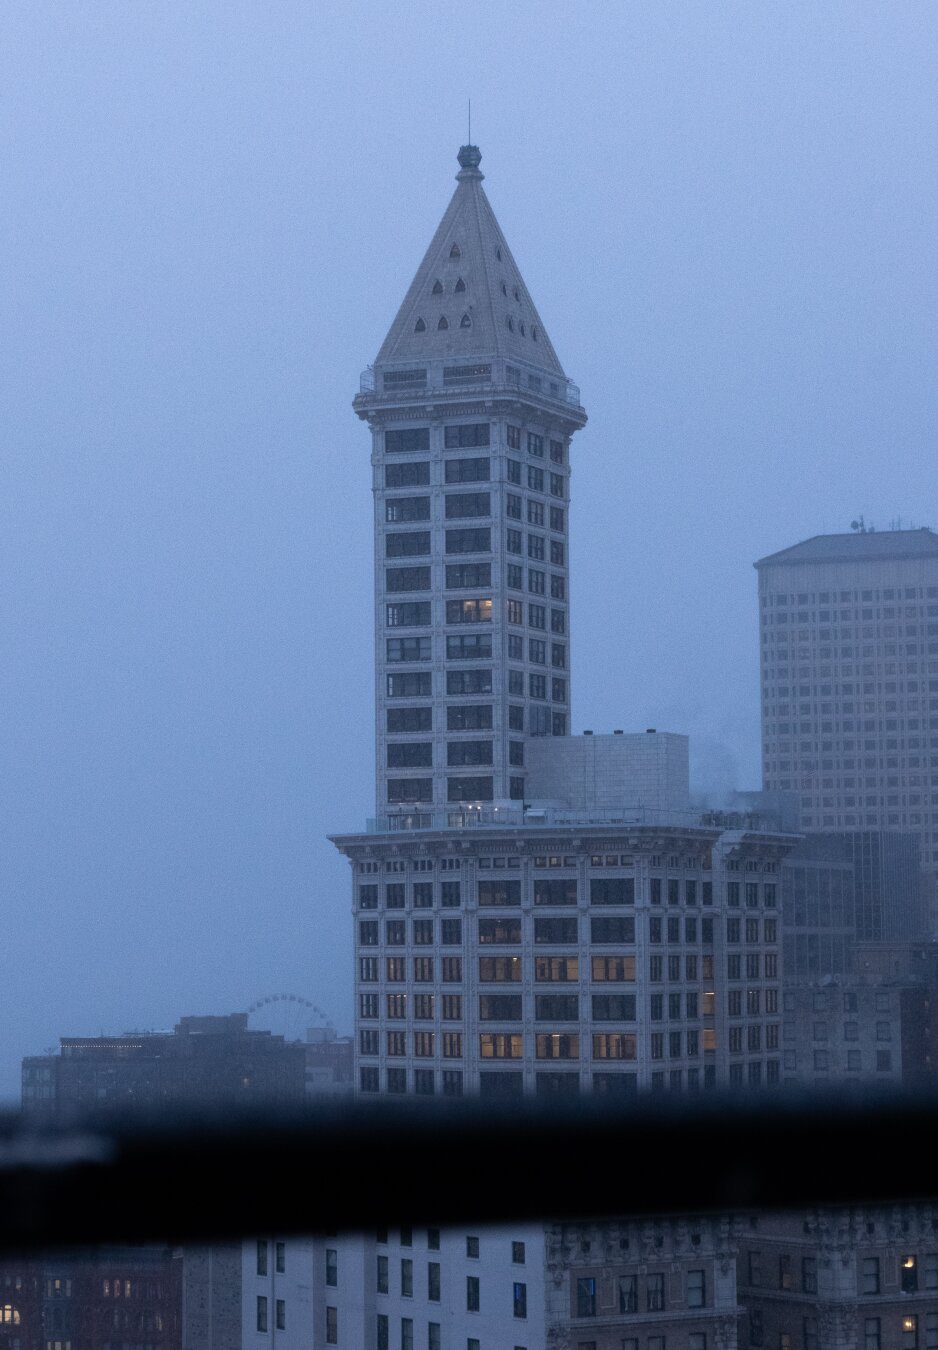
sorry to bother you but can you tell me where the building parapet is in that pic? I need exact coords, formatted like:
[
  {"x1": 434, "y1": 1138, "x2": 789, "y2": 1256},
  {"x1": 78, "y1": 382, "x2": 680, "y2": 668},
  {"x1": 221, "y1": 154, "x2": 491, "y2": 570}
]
[{"x1": 355, "y1": 805, "x2": 798, "y2": 835}]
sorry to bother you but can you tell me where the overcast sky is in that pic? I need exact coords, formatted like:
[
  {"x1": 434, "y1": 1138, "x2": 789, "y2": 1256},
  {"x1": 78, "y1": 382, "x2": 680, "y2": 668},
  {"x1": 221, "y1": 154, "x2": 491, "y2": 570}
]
[{"x1": 1, "y1": 3, "x2": 936, "y2": 1099}]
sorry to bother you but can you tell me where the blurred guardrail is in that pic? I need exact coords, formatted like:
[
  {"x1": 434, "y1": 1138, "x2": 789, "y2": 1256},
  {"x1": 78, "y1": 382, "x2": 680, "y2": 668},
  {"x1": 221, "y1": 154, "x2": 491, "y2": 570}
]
[{"x1": 0, "y1": 1089, "x2": 936, "y2": 1247}]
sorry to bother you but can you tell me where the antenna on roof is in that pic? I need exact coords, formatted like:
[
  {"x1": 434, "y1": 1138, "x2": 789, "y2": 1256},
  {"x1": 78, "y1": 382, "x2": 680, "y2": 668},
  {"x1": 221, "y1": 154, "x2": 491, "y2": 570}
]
[{"x1": 468, "y1": 98, "x2": 471, "y2": 145}]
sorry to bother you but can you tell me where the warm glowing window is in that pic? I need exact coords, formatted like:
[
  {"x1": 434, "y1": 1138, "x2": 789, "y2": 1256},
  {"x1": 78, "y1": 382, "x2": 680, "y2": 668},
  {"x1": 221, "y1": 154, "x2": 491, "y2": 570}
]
[
  {"x1": 902, "y1": 1256, "x2": 918, "y2": 1293},
  {"x1": 591, "y1": 955, "x2": 635, "y2": 981},
  {"x1": 592, "y1": 1033, "x2": 636, "y2": 1060},
  {"x1": 535, "y1": 955, "x2": 578, "y2": 982},
  {"x1": 479, "y1": 1033, "x2": 523, "y2": 1059},
  {"x1": 535, "y1": 1033, "x2": 578, "y2": 1059}
]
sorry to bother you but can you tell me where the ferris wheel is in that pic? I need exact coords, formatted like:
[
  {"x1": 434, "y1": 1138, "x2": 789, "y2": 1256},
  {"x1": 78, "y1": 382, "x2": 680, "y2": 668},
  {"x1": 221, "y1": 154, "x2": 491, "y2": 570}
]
[{"x1": 246, "y1": 994, "x2": 334, "y2": 1043}]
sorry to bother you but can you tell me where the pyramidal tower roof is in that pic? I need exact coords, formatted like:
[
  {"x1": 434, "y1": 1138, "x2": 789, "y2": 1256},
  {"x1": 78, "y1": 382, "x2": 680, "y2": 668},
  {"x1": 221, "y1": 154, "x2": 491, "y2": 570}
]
[{"x1": 374, "y1": 146, "x2": 567, "y2": 377}]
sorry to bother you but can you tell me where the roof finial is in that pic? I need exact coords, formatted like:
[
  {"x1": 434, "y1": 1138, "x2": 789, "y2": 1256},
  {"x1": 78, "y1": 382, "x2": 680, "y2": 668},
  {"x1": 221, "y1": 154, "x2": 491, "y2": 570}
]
[{"x1": 456, "y1": 143, "x2": 483, "y2": 180}]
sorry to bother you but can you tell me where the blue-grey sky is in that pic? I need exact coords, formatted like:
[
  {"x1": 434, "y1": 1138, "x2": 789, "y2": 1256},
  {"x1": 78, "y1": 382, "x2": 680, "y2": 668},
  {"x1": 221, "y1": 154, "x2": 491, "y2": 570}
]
[{"x1": 1, "y1": 3, "x2": 936, "y2": 1099}]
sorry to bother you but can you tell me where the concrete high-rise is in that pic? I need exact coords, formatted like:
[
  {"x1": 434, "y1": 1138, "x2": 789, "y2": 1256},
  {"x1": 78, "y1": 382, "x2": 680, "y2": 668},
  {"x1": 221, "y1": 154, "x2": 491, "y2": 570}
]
[{"x1": 756, "y1": 529, "x2": 938, "y2": 902}]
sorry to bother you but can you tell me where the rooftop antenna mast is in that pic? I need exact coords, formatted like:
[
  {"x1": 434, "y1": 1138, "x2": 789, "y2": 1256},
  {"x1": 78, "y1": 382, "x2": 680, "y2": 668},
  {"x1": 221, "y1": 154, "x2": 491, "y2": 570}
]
[{"x1": 468, "y1": 98, "x2": 471, "y2": 144}]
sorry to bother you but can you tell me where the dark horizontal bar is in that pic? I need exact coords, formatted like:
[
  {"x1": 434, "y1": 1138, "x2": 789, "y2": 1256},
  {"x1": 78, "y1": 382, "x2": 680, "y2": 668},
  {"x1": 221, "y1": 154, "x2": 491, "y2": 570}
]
[{"x1": 0, "y1": 1089, "x2": 936, "y2": 1249}]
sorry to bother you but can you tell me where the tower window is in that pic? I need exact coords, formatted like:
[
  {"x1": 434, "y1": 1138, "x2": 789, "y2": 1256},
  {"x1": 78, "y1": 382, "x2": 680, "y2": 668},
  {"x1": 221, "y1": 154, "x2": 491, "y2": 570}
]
[
  {"x1": 519, "y1": 322, "x2": 525, "y2": 336},
  {"x1": 438, "y1": 316, "x2": 448, "y2": 330},
  {"x1": 455, "y1": 278, "x2": 466, "y2": 293},
  {"x1": 513, "y1": 287, "x2": 520, "y2": 301},
  {"x1": 414, "y1": 318, "x2": 426, "y2": 332},
  {"x1": 501, "y1": 282, "x2": 507, "y2": 296},
  {"x1": 460, "y1": 313, "x2": 472, "y2": 329},
  {"x1": 496, "y1": 247, "x2": 502, "y2": 260},
  {"x1": 432, "y1": 280, "x2": 443, "y2": 294},
  {"x1": 449, "y1": 244, "x2": 460, "y2": 258},
  {"x1": 507, "y1": 316, "x2": 514, "y2": 332},
  {"x1": 532, "y1": 326, "x2": 538, "y2": 341},
  {"x1": 385, "y1": 427, "x2": 429, "y2": 454}
]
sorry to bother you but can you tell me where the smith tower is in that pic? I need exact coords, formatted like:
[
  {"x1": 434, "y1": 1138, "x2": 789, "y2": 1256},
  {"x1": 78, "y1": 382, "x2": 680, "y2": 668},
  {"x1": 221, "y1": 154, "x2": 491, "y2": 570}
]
[
  {"x1": 354, "y1": 145, "x2": 587, "y2": 820},
  {"x1": 336, "y1": 146, "x2": 793, "y2": 1111}
]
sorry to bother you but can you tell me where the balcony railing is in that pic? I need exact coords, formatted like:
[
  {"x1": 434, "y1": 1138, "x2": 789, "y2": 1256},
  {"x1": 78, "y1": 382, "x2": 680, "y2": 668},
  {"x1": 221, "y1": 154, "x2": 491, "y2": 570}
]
[
  {"x1": 356, "y1": 361, "x2": 584, "y2": 410},
  {"x1": 0, "y1": 1089, "x2": 937, "y2": 1247}
]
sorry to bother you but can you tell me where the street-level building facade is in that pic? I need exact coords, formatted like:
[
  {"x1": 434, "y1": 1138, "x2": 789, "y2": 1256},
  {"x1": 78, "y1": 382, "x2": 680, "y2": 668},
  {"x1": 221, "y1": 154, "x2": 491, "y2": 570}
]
[{"x1": 737, "y1": 1206, "x2": 938, "y2": 1350}]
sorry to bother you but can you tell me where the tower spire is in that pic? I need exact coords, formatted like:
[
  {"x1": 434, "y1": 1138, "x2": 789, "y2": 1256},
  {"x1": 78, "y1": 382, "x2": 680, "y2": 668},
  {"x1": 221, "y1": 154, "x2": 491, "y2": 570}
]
[{"x1": 370, "y1": 145, "x2": 566, "y2": 375}]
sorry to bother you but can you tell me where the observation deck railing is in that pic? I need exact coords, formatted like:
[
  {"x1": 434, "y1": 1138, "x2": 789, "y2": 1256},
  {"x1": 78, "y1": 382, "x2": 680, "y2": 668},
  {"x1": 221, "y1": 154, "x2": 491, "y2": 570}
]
[{"x1": 357, "y1": 360, "x2": 583, "y2": 410}]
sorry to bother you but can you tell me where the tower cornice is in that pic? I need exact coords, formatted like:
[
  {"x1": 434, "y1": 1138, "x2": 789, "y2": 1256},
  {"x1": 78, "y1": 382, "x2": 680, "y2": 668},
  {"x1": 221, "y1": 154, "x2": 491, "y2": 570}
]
[
  {"x1": 354, "y1": 356, "x2": 586, "y2": 433},
  {"x1": 354, "y1": 387, "x2": 587, "y2": 438}
]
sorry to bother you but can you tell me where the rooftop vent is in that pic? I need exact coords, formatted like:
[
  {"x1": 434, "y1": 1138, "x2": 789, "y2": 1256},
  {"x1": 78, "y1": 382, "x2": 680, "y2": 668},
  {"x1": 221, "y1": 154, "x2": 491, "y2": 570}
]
[
  {"x1": 613, "y1": 729, "x2": 623, "y2": 735},
  {"x1": 646, "y1": 728, "x2": 656, "y2": 734},
  {"x1": 584, "y1": 730, "x2": 593, "y2": 736}
]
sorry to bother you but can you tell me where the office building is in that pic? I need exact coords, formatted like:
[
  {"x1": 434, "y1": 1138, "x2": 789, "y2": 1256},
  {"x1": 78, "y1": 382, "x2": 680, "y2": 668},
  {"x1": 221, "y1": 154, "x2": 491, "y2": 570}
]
[
  {"x1": 780, "y1": 978, "x2": 936, "y2": 1088},
  {"x1": 336, "y1": 806, "x2": 789, "y2": 1100},
  {"x1": 0, "y1": 1249, "x2": 182, "y2": 1350},
  {"x1": 756, "y1": 528, "x2": 938, "y2": 913},
  {"x1": 738, "y1": 1206, "x2": 938, "y2": 1350},
  {"x1": 781, "y1": 831, "x2": 926, "y2": 984}
]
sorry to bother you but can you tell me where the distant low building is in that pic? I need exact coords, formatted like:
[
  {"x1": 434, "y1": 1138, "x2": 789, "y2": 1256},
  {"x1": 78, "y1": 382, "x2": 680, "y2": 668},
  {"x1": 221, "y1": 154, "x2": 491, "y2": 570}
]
[
  {"x1": 781, "y1": 977, "x2": 937, "y2": 1089},
  {"x1": 21, "y1": 1013, "x2": 307, "y2": 1120},
  {"x1": 17, "y1": 1013, "x2": 321, "y2": 1350},
  {"x1": 302, "y1": 1026, "x2": 353, "y2": 1099}
]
